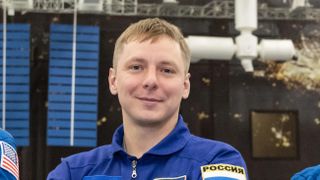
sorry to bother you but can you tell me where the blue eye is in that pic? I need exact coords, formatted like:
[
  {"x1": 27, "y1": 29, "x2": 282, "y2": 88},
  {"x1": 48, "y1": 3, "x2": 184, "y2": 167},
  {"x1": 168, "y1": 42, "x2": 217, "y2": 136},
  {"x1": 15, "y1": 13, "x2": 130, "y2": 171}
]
[
  {"x1": 161, "y1": 68, "x2": 175, "y2": 74},
  {"x1": 129, "y1": 65, "x2": 143, "y2": 71}
]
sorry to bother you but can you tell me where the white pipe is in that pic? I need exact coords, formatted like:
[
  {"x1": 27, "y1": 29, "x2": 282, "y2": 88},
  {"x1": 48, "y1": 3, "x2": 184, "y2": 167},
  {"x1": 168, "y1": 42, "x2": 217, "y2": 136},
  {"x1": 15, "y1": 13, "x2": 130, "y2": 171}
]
[
  {"x1": 2, "y1": 0, "x2": 7, "y2": 130},
  {"x1": 259, "y1": 39, "x2": 296, "y2": 61},
  {"x1": 241, "y1": 59, "x2": 254, "y2": 72},
  {"x1": 70, "y1": 0, "x2": 77, "y2": 146},
  {"x1": 235, "y1": 0, "x2": 257, "y2": 31},
  {"x1": 185, "y1": 36, "x2": 236, "y2": 62},
  {"x1": 235, "y1": 0, "x2": 258, "y2": 72},
  {"x1": 186, "y1": 0, "x2": 296, "y2": 72}
]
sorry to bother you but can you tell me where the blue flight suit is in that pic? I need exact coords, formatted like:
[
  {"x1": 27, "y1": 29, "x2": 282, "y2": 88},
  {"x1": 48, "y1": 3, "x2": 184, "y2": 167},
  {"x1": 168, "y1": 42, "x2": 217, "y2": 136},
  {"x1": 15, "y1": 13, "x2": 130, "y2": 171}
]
[
  {"x1": 291, "y1": 164, "x2": 320, "y2": 180},
  {"x1": 0, "y1": 129, "x2": 19, "y2": 180},
  {"x1": 47, "y1": 115, "x2": 248, "y2": 180}
]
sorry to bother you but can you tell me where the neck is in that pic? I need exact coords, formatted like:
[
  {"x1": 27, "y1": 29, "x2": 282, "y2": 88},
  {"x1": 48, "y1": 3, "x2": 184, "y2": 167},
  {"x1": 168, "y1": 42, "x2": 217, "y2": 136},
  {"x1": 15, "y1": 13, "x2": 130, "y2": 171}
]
[{"x1": 122, "y1": 115, "x2": 178, "y2": 158}]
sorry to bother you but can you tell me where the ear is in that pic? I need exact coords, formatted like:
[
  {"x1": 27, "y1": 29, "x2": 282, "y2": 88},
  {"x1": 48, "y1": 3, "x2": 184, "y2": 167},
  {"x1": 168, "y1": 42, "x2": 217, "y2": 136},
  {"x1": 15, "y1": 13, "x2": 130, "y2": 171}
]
[
  {"x1": 108, "y1": 68, "x2": 118, "y2": 95},
  {"x1": 182, "y1": 73, "x2": 191, "y2": 99}
]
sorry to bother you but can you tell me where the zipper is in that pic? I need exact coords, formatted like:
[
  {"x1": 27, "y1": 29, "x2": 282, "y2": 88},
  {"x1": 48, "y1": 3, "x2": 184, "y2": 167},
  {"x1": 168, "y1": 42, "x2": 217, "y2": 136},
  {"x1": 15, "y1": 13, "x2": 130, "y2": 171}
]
[{"x1": 131, "y1": 159, "x2": 137, "y2": 179}]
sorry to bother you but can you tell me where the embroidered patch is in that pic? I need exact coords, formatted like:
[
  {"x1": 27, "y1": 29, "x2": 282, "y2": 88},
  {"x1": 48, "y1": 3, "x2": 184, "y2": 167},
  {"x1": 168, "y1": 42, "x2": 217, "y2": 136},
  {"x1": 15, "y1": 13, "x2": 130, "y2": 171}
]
[
  {"x1": 0, "y1": 141, "x2": 19, "y2": 180},
  {"x1": 201, "y1": 164, "x2": 246, "y2": 180},
  {"x1": 154, "y1": 175, "x2": 187, "y2": 180}
]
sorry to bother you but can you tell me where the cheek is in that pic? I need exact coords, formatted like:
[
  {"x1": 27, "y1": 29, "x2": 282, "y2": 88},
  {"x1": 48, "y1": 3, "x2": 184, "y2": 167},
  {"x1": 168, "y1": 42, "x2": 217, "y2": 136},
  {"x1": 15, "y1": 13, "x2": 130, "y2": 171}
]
[
  {"x1": 161, "y1": 80, "x2": 186, "y2": 97},
  {"x1": 117, "y1": 76, "x2": 139, "y2": 94}
]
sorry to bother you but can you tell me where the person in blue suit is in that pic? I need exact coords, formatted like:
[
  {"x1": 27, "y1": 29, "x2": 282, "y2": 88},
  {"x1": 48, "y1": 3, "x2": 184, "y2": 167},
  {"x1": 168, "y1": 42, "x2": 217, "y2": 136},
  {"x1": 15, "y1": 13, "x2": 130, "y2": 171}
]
[
  {"x1": 0, "y1": 129, "x2": 19, "y2": 180},
  {"x1": 47, "y1": 18, "x2": 248, "y2": 180},
  {"x1": 291, "y1": 164, "x2": 320, "y2": 180}
]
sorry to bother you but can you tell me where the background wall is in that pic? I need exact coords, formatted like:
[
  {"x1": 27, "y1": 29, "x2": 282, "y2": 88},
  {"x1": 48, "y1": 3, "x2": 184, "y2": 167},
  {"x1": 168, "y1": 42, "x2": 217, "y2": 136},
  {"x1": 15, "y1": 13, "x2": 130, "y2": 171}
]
[{"x1": 1, "y1": 13, "x2": 319, "y2": 180}]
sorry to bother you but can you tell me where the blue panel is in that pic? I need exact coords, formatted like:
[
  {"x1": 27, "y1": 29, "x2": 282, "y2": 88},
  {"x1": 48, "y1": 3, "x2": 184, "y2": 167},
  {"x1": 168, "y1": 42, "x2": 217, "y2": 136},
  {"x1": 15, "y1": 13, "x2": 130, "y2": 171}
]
[
  {"x1": 6, "y1": 129, "x2": 29, "y2": 137},
  {"x1": 0, "y1": 93, "x2": 29, "y2": 101},
  {"x1": 2, "y1": 102, "x2": 29, "y2": 110},
  {"x1": 48, "y1": 112, "x2": 96, "y2": 120},
  {"x1": 6, "y1": 112, "x2": 29, "y2": 119},
  {"x1": 50, "y1": 42, "x2": 99, "y2": 51},
  {"x1": 0, "y1": 42, "x2": 29, "y2": 49},
  {"x1": 0, "y1": 76, "x2": 29, "y2": 84},
  {"x1": 50, "y1": 59, "x2": 98, "y2": 68},
  {"x1": 0, "y1": 68, "x2": 28, "y2": 76},
  {"x1": 5, "y1": 85, "x2": 29, "y2": 92},
  {"x1": 49, "y1": 102, "x2": 97, "y2": 112},
  {"x1": 51, "y1": 24, "x2": 99, "y2": 34},
  {"x1": 0, "y1": 23, "x2": 30, "y2": 147},
  {"x1": 48, "y1": 85, "x2": 72, "y2": 93},
  {"x1": 50, "y1": 24, "x2": 74, "y2": 33},
  {"x1": 75, "y1": 95, "x2": 97, "y2": 103},
  {"x1": 48, "y1": 129, "x2": 96, "y2": 138},
  {"x1": 47, "y1": 120, "x2": 96, "y2": 129},
  {"x1": 75, "y1": 103, "x2": 97, "y2": 112},
  {"x1": 77, "y1": 77, "x2": 99, "y2": 86},
  {"x1": 50, "y1": 50, "x2": 98, "y2": 59},
  {"x1": 77, "y1": 25, "x2": 99, "y2": 34},
  {"x1": 49, "y1": 60, "x2": 72, "y2": 67},
  {"x1": 7, "y1": 32, "x2": 29, "y2": 40},
  {"x1": 0, "y1": 32, "x2": 29, "y2": 40},
  {"x1": 47, "y1": 24, "x2": 99, "y2": 147},
  {"x1": 49, "y1": 76, "x2": 97, "y2": 86},
  {"x1": 49, "y1": 85, "x2": 96, "y2": 94},
  {"x1": 48, "y1": 102, "x2": 70, "y2": 110},
  {"x1": 0, "y1": 60, "x2": 29, "y2": 66},
  {"x1": 75, "y1": 69, "x2": 99, "y2": 77},
  {"x1": 49, "y1": 68, "x2": 72, "y2": 76},
  {"x1": 50, "y1": 50, "x2": 73, "y2": 58},
  {"x1": 49, "y1": 76, "x2": 71, "y2": 84},
  {"x1": 47, "y1": 137, "x2": 96, "y2": 147},
  {"x1": 76, "y1": 52, "x2": 99, "y2": 59},
  {"x1": 78, "y1": 43, "x2": 99, "y2": 51},
  {"x1": 0, "y1": 50, "x2": 29, "y2": 58},
  {"x1": 49, "y1": 94, "x2": 97, "y2": 103},
  {"x1": 48, "y1": 76, "x2": 97, "y2": 85},
  {"x1": 0, "y1": 23, "x2": 30, "y2": 31},
  {"x1": 6, "y1": 120, "x2": 29, "y2": 128},
  {"x1": 50, "y1": 34, "x2": 99, "y2": 43},
  {"x1": 78, "y1": 59, "x2": 99, "y2": 68}
]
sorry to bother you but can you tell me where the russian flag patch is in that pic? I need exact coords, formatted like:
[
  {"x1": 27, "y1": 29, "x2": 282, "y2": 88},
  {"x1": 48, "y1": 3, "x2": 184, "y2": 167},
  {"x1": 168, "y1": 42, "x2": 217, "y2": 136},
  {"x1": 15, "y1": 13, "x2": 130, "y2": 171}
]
[{"x1": 201, "y1": 164, "x2": 246, "y2": 180}]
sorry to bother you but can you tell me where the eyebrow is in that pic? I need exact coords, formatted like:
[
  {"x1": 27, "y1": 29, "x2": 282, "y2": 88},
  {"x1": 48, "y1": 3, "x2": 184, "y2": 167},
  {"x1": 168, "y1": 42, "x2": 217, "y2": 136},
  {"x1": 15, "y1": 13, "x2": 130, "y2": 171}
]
[
  {"x1": 159, "y1": 61, "x2": 178, "y2": 69},
  {"x1": 124, "y1": 57, "x2": 180, "y2": 71},
  {"x1": 124, "y1": 57, "x2": 146, "y2": 65}
]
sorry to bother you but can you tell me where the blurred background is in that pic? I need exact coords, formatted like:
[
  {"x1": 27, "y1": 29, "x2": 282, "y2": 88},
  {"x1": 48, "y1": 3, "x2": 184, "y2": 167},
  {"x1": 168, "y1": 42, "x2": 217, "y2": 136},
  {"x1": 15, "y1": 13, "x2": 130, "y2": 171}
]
[{"x1": 0, "y1": 0, "x2": 320, "y2": 179}]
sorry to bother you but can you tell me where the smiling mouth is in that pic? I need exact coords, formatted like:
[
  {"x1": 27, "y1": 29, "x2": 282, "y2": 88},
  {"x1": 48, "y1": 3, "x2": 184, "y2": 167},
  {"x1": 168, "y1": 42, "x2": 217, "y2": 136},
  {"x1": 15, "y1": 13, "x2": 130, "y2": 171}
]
[{"x1": 137, "y1": 97, "x2": 163, "y2": 102}]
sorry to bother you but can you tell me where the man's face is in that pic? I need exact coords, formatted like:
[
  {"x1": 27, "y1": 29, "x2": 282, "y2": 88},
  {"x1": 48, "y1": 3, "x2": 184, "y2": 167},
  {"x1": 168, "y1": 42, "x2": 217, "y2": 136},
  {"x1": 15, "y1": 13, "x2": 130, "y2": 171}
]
[{"x1": 108, "y1": 36, "x2": 190, "y2": 126}]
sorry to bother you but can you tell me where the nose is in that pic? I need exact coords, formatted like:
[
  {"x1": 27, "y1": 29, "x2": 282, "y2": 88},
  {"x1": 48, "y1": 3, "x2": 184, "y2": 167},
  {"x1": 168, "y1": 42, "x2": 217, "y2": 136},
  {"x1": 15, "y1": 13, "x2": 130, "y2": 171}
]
[{"x1": 142, "y1": 67, "x2": 158, "y2": 90}]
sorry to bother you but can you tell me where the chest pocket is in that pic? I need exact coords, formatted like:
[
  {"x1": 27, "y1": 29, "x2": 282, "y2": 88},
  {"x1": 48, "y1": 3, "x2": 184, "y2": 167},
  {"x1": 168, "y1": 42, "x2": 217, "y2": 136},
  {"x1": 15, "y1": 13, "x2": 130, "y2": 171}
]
[
  {"x1": 154, "y1": 175, "x2": 187, "y2": 180},
  {"x1": 83, "y1": 175, "x2": 122, "y2": 180}
]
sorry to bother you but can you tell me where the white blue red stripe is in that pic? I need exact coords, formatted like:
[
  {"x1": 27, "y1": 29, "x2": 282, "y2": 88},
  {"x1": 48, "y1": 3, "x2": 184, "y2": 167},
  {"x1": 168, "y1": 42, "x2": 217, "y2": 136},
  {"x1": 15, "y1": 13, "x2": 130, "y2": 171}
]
[{"x1": 0, "y1": 141, "x2": 19, "y2": 179}]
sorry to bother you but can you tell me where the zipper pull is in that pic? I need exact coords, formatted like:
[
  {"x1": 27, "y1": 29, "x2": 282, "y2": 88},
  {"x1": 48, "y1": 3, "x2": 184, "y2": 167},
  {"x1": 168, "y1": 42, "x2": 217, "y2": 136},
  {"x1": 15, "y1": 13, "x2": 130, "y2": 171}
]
[{"x1": 131, "y1": 159, "x2": 137, "y2": 179}]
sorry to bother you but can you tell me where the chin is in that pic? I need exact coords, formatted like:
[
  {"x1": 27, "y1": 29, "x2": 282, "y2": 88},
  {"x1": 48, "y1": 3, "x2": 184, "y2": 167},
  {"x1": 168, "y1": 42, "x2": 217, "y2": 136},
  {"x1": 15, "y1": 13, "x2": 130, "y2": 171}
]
[{"x1": 135, "y1": 117, "x2": 164, "y2": 127}]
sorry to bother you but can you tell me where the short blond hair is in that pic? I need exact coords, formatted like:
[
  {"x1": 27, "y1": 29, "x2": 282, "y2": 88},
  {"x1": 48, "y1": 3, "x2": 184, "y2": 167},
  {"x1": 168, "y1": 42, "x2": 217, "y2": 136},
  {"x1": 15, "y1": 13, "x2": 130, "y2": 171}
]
[{"x1": 113, "y1": 18, "x2": 191, "y2": 73}]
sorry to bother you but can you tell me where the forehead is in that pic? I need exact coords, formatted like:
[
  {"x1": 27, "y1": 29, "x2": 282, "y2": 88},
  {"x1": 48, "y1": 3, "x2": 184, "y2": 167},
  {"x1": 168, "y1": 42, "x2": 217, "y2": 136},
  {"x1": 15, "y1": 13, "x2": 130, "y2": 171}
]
[{"x1": 118, "y1": 36, "x2": 184, "y2": 66}]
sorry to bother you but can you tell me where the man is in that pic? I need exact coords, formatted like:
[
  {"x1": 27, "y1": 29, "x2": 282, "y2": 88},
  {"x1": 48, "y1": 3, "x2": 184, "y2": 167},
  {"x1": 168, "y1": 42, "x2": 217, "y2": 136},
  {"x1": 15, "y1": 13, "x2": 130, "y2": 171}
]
[
  {"x1": 47, "y1": 18, "x2": 248, "y2": 180},
  {"x1": 0, "y1": 129, "x2": 19, "y2": 180}
]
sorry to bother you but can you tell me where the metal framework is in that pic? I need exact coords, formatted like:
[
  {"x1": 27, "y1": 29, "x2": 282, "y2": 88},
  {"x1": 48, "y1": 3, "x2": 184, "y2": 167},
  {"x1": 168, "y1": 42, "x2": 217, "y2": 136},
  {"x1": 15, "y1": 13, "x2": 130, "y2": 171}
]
[{"x1": 1, "y1": 0, "x2": 320, "y2": 20}]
